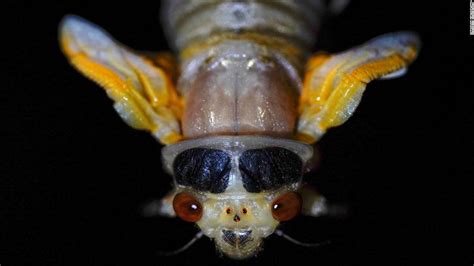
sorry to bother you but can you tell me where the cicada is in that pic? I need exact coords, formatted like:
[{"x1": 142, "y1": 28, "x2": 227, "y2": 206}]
[{"x1": 59, "y1": 0, "x2": 420, "y2": 259}]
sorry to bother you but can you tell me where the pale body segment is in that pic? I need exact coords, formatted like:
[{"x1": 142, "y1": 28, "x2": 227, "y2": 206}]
[{"x1": 59, "y1": 0, "x2": 420, "y2": 259}]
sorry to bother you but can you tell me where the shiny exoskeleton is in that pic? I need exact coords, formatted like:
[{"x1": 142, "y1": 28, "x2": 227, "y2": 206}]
[{"x1": 59, "y1": 0, "x2": 420, "y2": 259}]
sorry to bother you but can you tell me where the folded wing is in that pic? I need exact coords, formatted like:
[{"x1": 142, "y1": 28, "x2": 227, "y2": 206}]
[
  {"x1": 297, "y1": 31, "x2": 420, "y2": 143},
  {"x1": 59, "y1": 15, "x2": 183, "y2": 145}
]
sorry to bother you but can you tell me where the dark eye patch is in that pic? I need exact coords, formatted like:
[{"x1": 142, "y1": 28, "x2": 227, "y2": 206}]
[
  {"x1": 239, "y1": 147, "x2": 303, "y2": 193},
  {"x1": 173, "y1": 148, "x2": 231, "y2": 193}
]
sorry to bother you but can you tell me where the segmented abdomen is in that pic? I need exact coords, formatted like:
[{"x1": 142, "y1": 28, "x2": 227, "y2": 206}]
[{"x1": 162, "y1": 0, "x2": 323, "y2": 56}]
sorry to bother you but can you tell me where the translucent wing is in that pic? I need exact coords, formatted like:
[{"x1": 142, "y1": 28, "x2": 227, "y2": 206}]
[
  {"x1": 59, "y1": 15, "x2": 183, "y2": 145},
  {"x1": 297, "y1": 31, "x2": 420, "y2": 143}
]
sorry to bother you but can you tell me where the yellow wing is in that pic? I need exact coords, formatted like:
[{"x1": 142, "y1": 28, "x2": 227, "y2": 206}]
[
  {"x1": 297, "y1": 31, "x2": 420, "y2": 143},
  {"x1": 59, "y1": 15, "x2": 183, "y2": 145}
]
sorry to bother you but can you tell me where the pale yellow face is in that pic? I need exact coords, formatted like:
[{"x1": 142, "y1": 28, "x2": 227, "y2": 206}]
[
  {"x1": 170, "y1": 185, "x2": 302, "y2": 259},
  {"x1": 196, "y1": 191, "x2": 279, "y2": 259},
  {"x1": 165, "y1": 136, "x2": 310, "y2": 259}
]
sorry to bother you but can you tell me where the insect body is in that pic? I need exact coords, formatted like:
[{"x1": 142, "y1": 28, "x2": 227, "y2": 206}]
[{"x1": 59, "y1": 0, "x2": 420, "y2": 259}]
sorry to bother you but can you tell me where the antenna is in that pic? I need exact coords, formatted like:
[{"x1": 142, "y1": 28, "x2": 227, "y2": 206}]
[
  {"x1": 157, "y1": 231, "x2": 204, "y2": 256},
  {"x1": 274, "y1": 230, "x2": 331, "y2": 248}
]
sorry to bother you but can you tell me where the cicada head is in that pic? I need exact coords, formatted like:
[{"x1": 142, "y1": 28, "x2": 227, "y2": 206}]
[{"x1": 162, "y1": 136, "x2": 313, "y2": 259}]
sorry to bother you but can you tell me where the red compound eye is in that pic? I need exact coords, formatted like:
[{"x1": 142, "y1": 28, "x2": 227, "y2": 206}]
[
  {"x1": 173, "y1": 192, "x2": 203, "y2": 222},
  {"x1": 271, "y1": 192, "x2": 302, "y2": 222}
]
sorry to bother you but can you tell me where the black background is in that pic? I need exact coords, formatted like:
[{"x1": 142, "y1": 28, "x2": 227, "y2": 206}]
[{"x1": 2, "y1": 1, "x2": 464, "y2": 265}]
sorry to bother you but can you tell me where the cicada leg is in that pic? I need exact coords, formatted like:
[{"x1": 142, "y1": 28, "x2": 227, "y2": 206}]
[
  {"x1": 300, "y1": 185, "x2": 348, "y2": 218},
  {"x1": 142, "y1": 189, "x2": 177, "y2": 217}
]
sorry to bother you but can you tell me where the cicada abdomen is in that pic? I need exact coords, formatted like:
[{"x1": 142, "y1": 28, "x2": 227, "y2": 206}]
[{"x1": 59, "y1": 0, "x2": 420, "y2": 259}]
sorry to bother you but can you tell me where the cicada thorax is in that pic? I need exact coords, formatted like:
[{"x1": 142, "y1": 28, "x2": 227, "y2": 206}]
[
  {"x1": 156, "y1": 1, "x2": 421, "y2": 257},
  {"x1": 59, "y1": 0, "x2": 420, "y2": 258},
  {"x1": 162, "y1": 0, "x2": 323, "y2": 139},
  {"x1": 160, "y1": 1, "x2": 323, "y2": 259}
]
